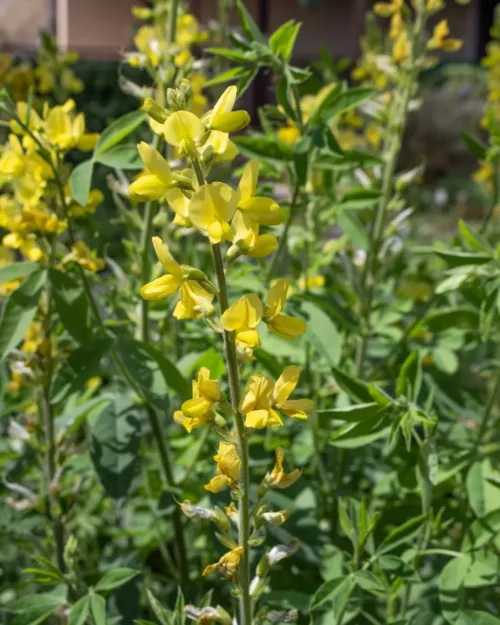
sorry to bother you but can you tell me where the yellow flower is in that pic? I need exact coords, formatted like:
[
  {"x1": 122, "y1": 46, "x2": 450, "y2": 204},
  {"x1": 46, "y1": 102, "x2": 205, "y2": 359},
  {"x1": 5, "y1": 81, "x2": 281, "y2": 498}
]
[
  {"x1": 165, "y1": 169, "x2": 195, "y2": 226},
  {"x1": 237, "y1": 161, "x2": 282, "y2": 225},
  {"x1": 273, "y1": 366, "x2": 314, "y2": 419},
  {"x1": 220, "y1": 294, "x2": 263, "y2": 358},
  {"x1": 229, "y1": 211, "x2": 278, "y2": 259},
  {"x1": 239, "y1": 375, "x2": 282, "y2": 429},
  {"x1": 393, "y1": 32, "x2": 412, "y2": 63},
  {"x1": 66, "y1": 241, "x2": 105, "y2": 272},
  {"x1": 373, "y1": 0, "x2": 402, "y2": 18},
  {"x1": 68, "y1": 188, "x2": 103, "y2": 218},
  {"x1": 129, "y1": 142, "x2": 176, "y2": 201},
  {"x1": 44, "y1": 100, "x2": 99, "y2": 152},
  {"x1": 297, "y1": 275, "x2": 325, "y2": 291},
  {"x1": 239, "y1": 366, "x2": 313, "y2": 429},
  {"x1": 205, "y1": 441, "x2": 241, "y2": 493},
  {"x1": 389, "y1": 13, "x2": 404, "y2": 40},
  {"x1": 202, "y1": 546, "x2": 244, "y2": 582},
  {"x1": 427, "y1": 20, "x2": 463, "y2": 52},
  {"x1": 277, "y1": 125, "x2": 301, "y2": 146},
  {"x1": 200, "y1": 130, "x2": 239, "y2": 163},
  {"x1": 163, "y1": 110, "x2": 206, "y2": 154},
  {"x1": 202, "y1": 86, "x2": 250, "y2": 134},
  {"x1": 188, "y1": 183, "x2": 239, "y2": 244},
  {"x1": 21, "y1": 321, "x2": 53, "y2": 357},
  {"x1": 266, "y1": 447, "x2": 302, "y2": 489},
  {"x1": 140, "y1": 237, "x2": 214, "y2": 320},
  {"x1": 174, "y1": 367, "x2": 220, "y2": 433},
  {"x1": 263, "y1": 279, "x2": 307, "y2": 339}
]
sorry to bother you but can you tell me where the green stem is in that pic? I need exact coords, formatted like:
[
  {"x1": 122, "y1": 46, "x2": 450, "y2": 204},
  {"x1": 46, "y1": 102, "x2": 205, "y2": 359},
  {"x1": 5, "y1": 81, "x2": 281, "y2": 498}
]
[
  {"x1": 481, "y1": 160, "x2": 500, "y2": 234},
  {"x1": 53, "y1": 175, "x2": 189, "y2": 582},
  {"x1": 191, "y1": 158, "x2": 251, "y2": 625},
  {"x1": 356, "y1": 5, "x2": 428, "y2": 376},
  {"x1": 265, "y1": 178, "x2": 301, "y2": 284}
]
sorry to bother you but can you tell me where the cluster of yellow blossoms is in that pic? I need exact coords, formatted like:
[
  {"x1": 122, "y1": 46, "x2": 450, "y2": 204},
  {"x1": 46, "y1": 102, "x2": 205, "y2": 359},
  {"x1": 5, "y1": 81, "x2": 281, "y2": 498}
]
[
  {"x1": 131, "y1": 82, "x2": 313, "y2": 590},
  {"x1": 0, "y1": 99, "x2": 105, "y2": 270}
]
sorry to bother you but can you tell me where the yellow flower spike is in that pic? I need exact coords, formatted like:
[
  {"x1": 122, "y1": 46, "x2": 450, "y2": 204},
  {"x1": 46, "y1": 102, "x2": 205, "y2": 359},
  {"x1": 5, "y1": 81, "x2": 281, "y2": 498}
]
[
  {"x1": 389, "y1": 13, "x2": 404, "y2": 40},
  {"x1": 203, "y1": 85, "x2": 250, "y2": 133},
  {"x1": 237, "y1": 160, "x2": 282, "y2": 225},
  {"x1": 67, "y1": 241, "x2": 105, "y2": 272},
  {"x1": 174, "y1": 368, "x2": 221, "y2": 433},
  {"x1": 188, "y1": 183, "x2": 239, "y2": 244},
  {"x1": 129, "y1": 142, "x2": 175, "y2": 201},
  {"x1": 264, "y1": 279, "x2": 307, "y2": 340},
  {"x1": 393, "y1": 32, "x2": 412, "y2": 63},
  {"x1": 239, "y1": 375, "x2": 283, "y2": 429},
  {"x1": 202, "y1": 546, "x2": 244, "y2": 581},
  {"x1": 230, "y1": 212, "x2": 278, "y2": 260},
  {"x1": 373, "y1": 0, "x2": 402, "y2": 17},
  {"x1": 273, "y1": 366, "x2": 314, "y2": 420},
  {"x1": 267, "y1": 448, "x2": 302, "y2": 489},
  {"x1": 205, "y1": 441, "x2": 241, "y2": 493},
  {"x1": 163, "y1": 110, "x2": 205, "y2": 150}
]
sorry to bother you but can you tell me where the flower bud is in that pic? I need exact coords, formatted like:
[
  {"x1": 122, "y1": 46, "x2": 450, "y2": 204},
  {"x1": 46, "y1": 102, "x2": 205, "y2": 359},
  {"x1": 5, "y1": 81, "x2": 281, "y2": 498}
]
[
  {"x1": 267, "y1": 609, "x2": 299, "y2": 623},
  {"x1": 256, "y1": 555, "x2": 270, "y2": 577},
  {"x1": 179, "y1": 79, "x2": 193, "y2": 109},
  {"x1": 142, "y1": 98, "x2": 169, "y2": 124},
  {"x1": 215, "y1": 606, "x2": 232, "y2": 625},
  {"x1": 213, "y1": 506, "x2": 231, "y2": 533}
]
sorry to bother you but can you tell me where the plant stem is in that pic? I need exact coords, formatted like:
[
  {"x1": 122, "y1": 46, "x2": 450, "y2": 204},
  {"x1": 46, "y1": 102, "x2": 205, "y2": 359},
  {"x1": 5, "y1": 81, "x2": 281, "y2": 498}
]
[
  {"x1": 191, "y1": 158, "x2": 251, "y2": 625},
  {"x1": 356, "y1": 5, "x2": 427, "y2": 376},
  {"x1": 53, "y1": 175, "x2": 189, "y2": 582},
  {"x1": 481, "y1": 160, "x2": 500, "y2": 234},
  {"x1": 212, "y1": 243, "x2": 252, "y2": 625},
  {"x1": 266, "y1": 178, "x2": 301, "y2": 284}
]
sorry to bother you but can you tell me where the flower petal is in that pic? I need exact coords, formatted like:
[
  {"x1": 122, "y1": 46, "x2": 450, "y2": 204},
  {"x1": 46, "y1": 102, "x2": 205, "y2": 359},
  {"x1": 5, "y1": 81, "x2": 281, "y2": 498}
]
[
  {"x1": 140, "y1": 274, "x2": 182, "y2": 300},
  {"x1": 280, "y1": 399, "x2": 314, "y2": 419},
  {"x1": 210, "y1": 110, "x2": 250, "y2": 133},
  {"x1": 138, "y1": 141, "x2": 172, "y2": 184},
  {"x1": 163, "y1": 111, "x2": 205, "y2": 146},
  {"x1": 238, "y1": 160, "x2": 258, "y2": 203},
  {"x1": 152, "y1": 236, "x2": 182, "y2": 274},
  {"x1": 221, "y1": 294, "x2": 263, "y2": 331},
  {"x1": 129, "y1": 174, "x2": 168, "y2": 201},
  {"x1": 265, "y1": 278, "x2": 290, "y2": 319},
  {"x1": 268, "y1": 314, "x2": 306, "y2": 339},
  {"x1": 239, "y1": 196, "x2": 282, "y2": 225},
  {"x1": 273, "y1": 366, "x2": 301, "y2": 407},
  {"x1": 248, "y1": 234, "x2": 278, "y2": 258}
]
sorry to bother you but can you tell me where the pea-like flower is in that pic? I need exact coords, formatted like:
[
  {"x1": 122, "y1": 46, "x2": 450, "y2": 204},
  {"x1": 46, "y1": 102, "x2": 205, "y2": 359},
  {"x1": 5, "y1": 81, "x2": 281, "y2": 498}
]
[
  {"x1": 205, "y1": 441, "x2": 241, "y2": 493},
  {"x1": 163, "y1": 110, "x2": 206, "y2": 156},
  {"x1": 220, "y1": 293, "x2": 263, "y2": 358},
  {"x1": 264, "y1": 279, "x2": 307, "y2": 339},
  {"x1": 237, "y1": 160, "x2": 282, "y2": 225},
  {"x1": 202, "y1": 546, "x2": 244, "y2": 582},
  {"x1": 174, "y1": 367, "x2": 220, "y2": 433},
  {"x1": 266, "y1": 447, "x2": 302, "y2": 489},
  {"x1": 140, "y1": 236, "x2": 215, "y2": 320},
  {"x1": 202, "y1": 86, "x2": 250, "y2": 134},
  {"x1": 44, "y1": 100, "x2": 98, "y2": 152},
  {"x1": 188, "y1": 182, "x2": 239, "y2": 244},
  {"x1": 427, "y1": 19, "x2": 462, "y2": 52},
  {"x1": 239, "y1": 366, "x2": 313, "y2": 429},
  {"x1": 228, "y1": 211, "x2": 278, "y2": 260},
  {"x1": 129, "y1": 142, "x2": 177, "y2": 201}
]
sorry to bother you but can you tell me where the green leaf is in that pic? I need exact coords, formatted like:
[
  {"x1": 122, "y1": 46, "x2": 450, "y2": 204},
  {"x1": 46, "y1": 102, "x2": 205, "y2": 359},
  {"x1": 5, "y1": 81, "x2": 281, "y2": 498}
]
[
  {"x1": 236, "y1": 68, "x2": 258, "y2": 97},
  {"x1": 0, "y1": 261, "x2": 39, "y2": 285},
  {"x1": 331, "y1": 368, "x2": 373, "y2": 403},
  {"x1": 293, "y1": 135, "x2": 311, "y2": 186},
  {"x1": 302, "y1": 301, "x2": 341, "y2": 367},
  {"x1": 338, "y1": 210, "x2": 369, "y2": 249},
  {"x1": 439, "y1": 556, "x2": 467, "y2": 621},
  {"x1": 310, "y1": 576, "x2": 348, "y2": 611},
  {"x1": 236, "y1": 0, "x2": 265, "y2": 43},
  {"x1": 379, "y1": 514, "x2": 427, "y2": 554},
  {"x1": 433, "y1": 346, "x2": 459, "y2": 375},
  {"x1": 90, "y1": 399, "x2": 142, "y2": 499},
  {"x1": 95, "y1": 568, "x2": 140, "y2": 592},
  {"x1": 466, "y1": 459, "x2": 500, "y2": 518},
  {"x1": 308, "y1": 83, "x2": 344, "y2": 126},
  {"x1": 458, "y1": 220, "x2": 492, "y2": 253},
  {"x1": 463, "y1": 509, "x2": 500, "y2": 551},
  {"x1": 9, "y1": 591, "x2": 66, "y2": 625},
  {"x1": 94, "y1": 144, "x2": 143, "y2": 170},
  {"x1": 49, "y1": 269, "x2": 92, "y2": 345},
  {"x1": 173, "y1": 587, "x2": 185, "y2": 625},
  {"x1": 134, "y1": 342, "x2": 190, "y2": 401},
  {"x1": 425, "y1": 308, "x2": 479, "y2": 332},
  {"x1": 269, "y1": 20, "x2": 301, "y2": 62},
  {"x1": 116, "y1": 339, "x2": 170, "y2": 411},
  {"x1": 234, "y1": 134, "x2": 292, "y2": 166},
  {"x1": 277, "y1": 75, "x2": 296, "y2": 121},
  {"x1": 417, "y1": 437, "x2": 438, "y2": 513},
  {"x1": 51, "y1": 338, "x2": 112, "y2": 403},
  {"x1": 396, "y1": 351, "x2": 422, "y2": 402},
  {"x1": 68, "y1": 595, "x2": 90, "y2": 625},
  {"x1": 435, "y1": 249, "x2": 492, "y2": 267},
  {"x1": 326, "y1": 87, "x2": 377, "y2": 120},
  {"x1": 331, "y1": 413, "x2": 391, "y2": 448},
  {"x1": 205, "y1": 66, "x2": 249, "y2": 88},
  {"x1": 206, "y1": 47, "x2": 253, "y2": 63},
  {"x1": 457, "y1": 611, "x2": 500, "y2": 625},
  {"x1": 0, "y1": 269, "x2": 46, "y2": 361},
  {"x1": 461, "y1": 131, "x2": 488, "y2": 160},
  {"x1": 90, "y1": 593, "x2": 107, "y2": 625},
  {"x1": 319, "y1": 402, "x2": 384, "y2": 422},
  {"x1": 95, "y1": 111, "x2": 146, "y2": 156},
  {"x1": 146, "y1": 590, "x2": 173, "y2": 625},
  {"x1": 70, "y1": 159, "x2": 94, "y2": 207}
]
